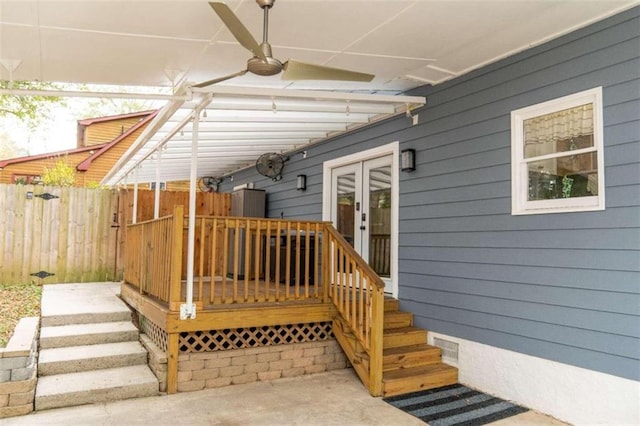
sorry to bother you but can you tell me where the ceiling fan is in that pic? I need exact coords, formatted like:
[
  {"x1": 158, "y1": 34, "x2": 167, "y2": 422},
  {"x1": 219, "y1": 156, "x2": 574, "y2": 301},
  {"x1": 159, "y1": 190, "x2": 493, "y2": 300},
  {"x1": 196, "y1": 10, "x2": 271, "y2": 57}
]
[{"x1": 194, "y1": 0, "x2": 375, "y2": 88}]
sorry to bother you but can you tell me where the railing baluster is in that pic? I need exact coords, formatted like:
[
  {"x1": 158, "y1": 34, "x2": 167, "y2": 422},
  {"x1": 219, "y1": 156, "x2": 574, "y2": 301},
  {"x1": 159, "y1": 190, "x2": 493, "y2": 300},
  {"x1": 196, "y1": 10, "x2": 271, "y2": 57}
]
[
  {"x1": 294, "y1": 222, "x2": 301, "y2": 299},
  {"x1": 265, "y1": 221, "x2": 272, "y2": 302},
  {"x1": 254, "y1": 219, "x2": 261, "y2": 302},
  {"x1": 275, "y1": 221, "x2": 281, "y2": 301},
  {"x1": 285, "y1": 221, "x2": 291, "y2": 299},
  {"x1": 244, "y1": 218, "x2": 251, "y2": 302},
  {"x1": 233, "y1": 219, "x2": 240, "y2": 303},
  {"x1": 210, "y1": 218, "x2": 218, "y2": 305},
  {"x1": 222, "y1": 219, "x2": 229, "y2": 304},
  {"x1": 198, "y1": 217, "x2": 205, "y2": 304}
]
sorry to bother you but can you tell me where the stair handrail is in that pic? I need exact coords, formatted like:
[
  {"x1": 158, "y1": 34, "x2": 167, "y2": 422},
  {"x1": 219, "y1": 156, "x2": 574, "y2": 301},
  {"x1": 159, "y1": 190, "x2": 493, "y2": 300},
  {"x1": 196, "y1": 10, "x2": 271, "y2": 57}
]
[{"x1": 323, "y1": 223, "x2": 385, "y2": 396}]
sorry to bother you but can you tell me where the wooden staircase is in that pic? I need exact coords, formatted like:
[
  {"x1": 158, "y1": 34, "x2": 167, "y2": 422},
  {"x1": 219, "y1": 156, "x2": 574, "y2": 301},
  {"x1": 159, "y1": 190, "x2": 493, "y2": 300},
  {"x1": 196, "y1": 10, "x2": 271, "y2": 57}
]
[{"x1": 334, "y1": 297, "x2": 458, "y2": 397}]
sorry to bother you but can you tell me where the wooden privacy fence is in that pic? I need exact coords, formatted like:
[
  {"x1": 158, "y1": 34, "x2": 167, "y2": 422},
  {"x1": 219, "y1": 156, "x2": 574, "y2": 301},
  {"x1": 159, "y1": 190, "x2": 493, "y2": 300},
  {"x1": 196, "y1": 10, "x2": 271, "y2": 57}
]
[{"x1": 0, "y1": 184, "x2": 118, "y2": 285}]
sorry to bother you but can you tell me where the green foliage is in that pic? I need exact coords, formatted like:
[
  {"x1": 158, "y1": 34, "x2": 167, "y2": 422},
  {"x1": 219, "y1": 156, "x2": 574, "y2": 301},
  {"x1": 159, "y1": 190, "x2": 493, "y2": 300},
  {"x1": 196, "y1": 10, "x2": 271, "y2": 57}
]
[
  {"x1": 42, "y1": 158, "x2": 76, "y2": 187},
  {"x1": 14, "y1": 177, "x2": 27, "y2": 185},
  {"x1": 0, "y1": 80, "x2": 66, "y2": 129},
  {"x1": 86, "y1": 181, "x2": 103, "y2": 189}
]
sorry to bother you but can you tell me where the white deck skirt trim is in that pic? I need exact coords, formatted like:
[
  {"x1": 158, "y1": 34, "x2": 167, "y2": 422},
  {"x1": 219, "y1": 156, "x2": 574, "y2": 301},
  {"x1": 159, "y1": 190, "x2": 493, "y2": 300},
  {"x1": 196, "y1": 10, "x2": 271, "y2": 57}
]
[{"x1": 101, "y1": 86, "x2": 425, "y2": 186}]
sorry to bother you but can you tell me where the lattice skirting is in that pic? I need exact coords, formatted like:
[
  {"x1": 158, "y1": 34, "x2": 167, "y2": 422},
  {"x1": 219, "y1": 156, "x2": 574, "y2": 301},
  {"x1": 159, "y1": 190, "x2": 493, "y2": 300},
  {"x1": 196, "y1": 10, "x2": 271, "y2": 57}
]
[
  {"x1": 179, "y1": 322, "x2": 334, "y2": 353},
  {"x1": 136, "y1": 314, "x2": 168, "y2": 352}
]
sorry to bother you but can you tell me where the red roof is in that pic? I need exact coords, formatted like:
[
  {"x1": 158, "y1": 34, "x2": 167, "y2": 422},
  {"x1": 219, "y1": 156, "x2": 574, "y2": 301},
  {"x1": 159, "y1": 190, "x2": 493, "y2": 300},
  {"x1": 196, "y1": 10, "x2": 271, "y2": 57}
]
[
  {"x1": 1, "y1": 110, "x2": 159, "y2": 171},
  {"x1": 0, "y1": 145, "x2": 106, "y2": 169},
  {"x1": 77, "y1": 110, "x2": 157, "y2": 126},
  {"x1": 76, "y1": 111, "x2": 158, "y2": 171}
]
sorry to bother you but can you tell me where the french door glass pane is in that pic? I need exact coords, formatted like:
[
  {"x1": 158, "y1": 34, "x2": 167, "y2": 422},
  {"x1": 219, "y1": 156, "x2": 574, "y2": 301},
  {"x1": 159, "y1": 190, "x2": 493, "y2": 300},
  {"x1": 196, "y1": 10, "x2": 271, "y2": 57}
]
[
  {"x1": 368, "y1": 165, "x2": 391, "y2": 278},
  {"x1": 336, "y1": 173, "x2": 356, "y2": 247}
]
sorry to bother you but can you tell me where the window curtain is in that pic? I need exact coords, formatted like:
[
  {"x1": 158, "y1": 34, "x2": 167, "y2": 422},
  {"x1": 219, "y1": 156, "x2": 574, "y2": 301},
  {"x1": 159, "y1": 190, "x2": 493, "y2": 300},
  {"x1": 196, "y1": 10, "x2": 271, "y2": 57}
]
[{"x1": 524, "y1": 103, "x2": 593, "y2": 156}]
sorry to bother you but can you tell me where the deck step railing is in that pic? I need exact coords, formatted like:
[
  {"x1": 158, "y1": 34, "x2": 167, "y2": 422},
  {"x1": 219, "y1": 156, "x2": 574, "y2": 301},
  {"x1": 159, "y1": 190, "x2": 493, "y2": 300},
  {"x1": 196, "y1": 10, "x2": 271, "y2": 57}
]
[{"x1": 324, "y1": 224, "x2": 385, "y2": 396}]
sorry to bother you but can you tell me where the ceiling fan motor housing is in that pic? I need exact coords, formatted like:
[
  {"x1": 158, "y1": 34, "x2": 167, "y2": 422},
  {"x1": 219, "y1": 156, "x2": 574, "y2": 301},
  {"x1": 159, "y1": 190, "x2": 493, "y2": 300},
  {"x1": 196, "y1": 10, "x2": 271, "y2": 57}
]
[{"x1": 248, "y1": 55, "x2": 282, "y2": 76}]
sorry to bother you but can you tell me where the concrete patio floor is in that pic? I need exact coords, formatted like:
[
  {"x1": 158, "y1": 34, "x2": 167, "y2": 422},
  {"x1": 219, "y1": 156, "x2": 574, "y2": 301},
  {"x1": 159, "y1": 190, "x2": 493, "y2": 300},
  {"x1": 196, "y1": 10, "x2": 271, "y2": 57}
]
[{"x1": 5, "y1": 368, "x2": 566, "y2": 425}]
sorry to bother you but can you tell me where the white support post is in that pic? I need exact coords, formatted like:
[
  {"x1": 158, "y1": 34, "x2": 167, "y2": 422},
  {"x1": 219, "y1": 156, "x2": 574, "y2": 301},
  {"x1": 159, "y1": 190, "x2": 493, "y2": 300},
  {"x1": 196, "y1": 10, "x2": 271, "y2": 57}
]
[
  {"x1": 154, "y1": 150, "x2": 161, "y2": 219},
  {"x1": 181, "y1": 109, "x2": 201, "y2": 320},
  {"x1": 132, "y1": 167, "x2": 139, "y2": 224}
]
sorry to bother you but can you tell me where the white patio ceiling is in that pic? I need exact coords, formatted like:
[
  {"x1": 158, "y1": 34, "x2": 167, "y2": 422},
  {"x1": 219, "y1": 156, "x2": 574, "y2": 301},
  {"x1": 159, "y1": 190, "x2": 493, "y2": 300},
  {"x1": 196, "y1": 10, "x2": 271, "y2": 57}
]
[
  {"x1": 101, "y1": 85, "x2": 425, "y2": 185},
  {"x1": 2, "y1": 0, "x2": 637, "y2": 185},
  {"x1": 1, "y1": 1, "x2": 636, "y2": 92}
]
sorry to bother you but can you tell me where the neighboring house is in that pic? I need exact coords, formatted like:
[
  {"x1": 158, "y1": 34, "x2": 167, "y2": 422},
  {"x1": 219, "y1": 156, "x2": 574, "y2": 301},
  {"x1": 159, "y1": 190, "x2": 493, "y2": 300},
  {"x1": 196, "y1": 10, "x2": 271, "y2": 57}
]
[
  {"x1": 0, "y1": 110, "x2": 157, "y2": 186},
  {"x1": 218, "y1": 7, "x2": 639, "y2": 425}
]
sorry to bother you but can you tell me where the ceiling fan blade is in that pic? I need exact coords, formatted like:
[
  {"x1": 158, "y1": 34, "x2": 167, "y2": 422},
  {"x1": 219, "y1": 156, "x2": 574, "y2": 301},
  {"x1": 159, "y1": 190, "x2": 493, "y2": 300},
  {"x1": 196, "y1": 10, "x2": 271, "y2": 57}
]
[
  {"x1": 209, "y1": 2, "x2": 266, "y2": 62},
  {"x1": 282, "y1": 60, "x2": 374, "y2": 82},
  {"x1": 193, "y1": 69, "x2": 248, "y2": 88}
]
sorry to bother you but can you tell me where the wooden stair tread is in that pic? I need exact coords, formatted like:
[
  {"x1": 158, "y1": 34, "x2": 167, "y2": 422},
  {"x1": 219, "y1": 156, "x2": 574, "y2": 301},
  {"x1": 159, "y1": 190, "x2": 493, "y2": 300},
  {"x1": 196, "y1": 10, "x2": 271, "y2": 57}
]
[
  {"x1": 383, "y1": 362, "x2": 457, "y2": 380},
  {"x1": 384, "y1": 297, "x2": 399, "y2": 312},
  {"x1": 383, "y1": 344, "x2": 442, "y2": 372},
  {"x1": 383, "y1": 311, "x2": 413, "y2": 328},
  {"x1": 384, "y1": 343, "x2": 440, "y2": 357},
  {"x1": 383, "y1": 327, "x2": 428, "y2": 349},
  {"x1": 383, "y1": 363, "x2": 458, "y2": 397}
]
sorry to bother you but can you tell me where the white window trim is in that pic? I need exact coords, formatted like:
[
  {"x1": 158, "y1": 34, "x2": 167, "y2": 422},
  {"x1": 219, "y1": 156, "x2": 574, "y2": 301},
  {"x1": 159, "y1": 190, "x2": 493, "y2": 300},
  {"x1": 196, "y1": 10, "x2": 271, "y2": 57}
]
[{"x1": 511, "y1": 87, "x2": 605, "y2": 215}]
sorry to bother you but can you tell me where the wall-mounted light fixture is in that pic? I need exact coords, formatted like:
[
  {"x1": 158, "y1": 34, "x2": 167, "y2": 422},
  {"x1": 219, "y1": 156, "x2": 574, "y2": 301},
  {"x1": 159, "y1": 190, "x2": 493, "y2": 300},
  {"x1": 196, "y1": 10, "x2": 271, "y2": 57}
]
[
  {"x1": 297, "y1": 174, "x2": 307, "y2": 191},
  {"x1": 401, "y1": 149, "x2": 416, "y2": 172}
]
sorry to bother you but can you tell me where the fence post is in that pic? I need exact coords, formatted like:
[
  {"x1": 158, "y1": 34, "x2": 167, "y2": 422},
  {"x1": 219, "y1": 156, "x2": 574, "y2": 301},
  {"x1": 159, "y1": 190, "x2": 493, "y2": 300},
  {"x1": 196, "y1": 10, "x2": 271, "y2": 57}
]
[{"x1": 169, "y1": 205, "x2": 184, "y2": 312}]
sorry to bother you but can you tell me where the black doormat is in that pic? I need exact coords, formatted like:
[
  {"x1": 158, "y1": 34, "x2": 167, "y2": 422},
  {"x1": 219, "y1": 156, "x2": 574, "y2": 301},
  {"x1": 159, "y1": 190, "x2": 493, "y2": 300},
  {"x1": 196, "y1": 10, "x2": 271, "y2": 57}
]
[{"x1": 383, "y1": 383, "x2": 528, "y2": 426}]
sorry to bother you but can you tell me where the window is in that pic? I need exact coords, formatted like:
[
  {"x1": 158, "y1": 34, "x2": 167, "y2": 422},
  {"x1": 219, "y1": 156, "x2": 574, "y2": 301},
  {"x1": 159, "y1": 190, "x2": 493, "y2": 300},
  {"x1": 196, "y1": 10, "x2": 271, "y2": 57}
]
[
  {"x1": 511, "y1": 87, "x2": 605, "y2": 215},
  {"x1": 12, "y1": 174, "x2": 41, "y2": 185},
  {"x1": 149, "y1": 182, "x2": 166, "y2": 191}
]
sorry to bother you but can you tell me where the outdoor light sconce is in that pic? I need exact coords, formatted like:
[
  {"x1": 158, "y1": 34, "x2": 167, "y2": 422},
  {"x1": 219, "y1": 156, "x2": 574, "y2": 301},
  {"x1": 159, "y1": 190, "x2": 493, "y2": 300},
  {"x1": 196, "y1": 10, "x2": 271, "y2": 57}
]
[
  {"x1": 297, "y1": 174, "x2": 307, "y2": 191},
  {"x1": 401, "y1": 149, "x2": 416, "y2": 172}
]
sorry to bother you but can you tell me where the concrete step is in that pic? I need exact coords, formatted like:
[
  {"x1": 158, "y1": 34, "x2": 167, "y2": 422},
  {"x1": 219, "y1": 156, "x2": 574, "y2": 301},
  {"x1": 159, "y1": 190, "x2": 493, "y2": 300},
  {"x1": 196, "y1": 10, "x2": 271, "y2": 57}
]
[
  {"x1": 383, "y1": 327, "x2": 427, "y2": 349},
  {"x1": 40, "y1": 321, "x2": 139, "y2": 349},
  {"x1": 383, "y1": 344, "x2": 442, "y2": 371},
  {"x1": 39, "y1": 341, "x2": 148, "y2": 376},
  {"x1": 383, "y1": 363, "x2": 458, "y2": 397},
  {"x1": 35, "y1": 365, "x2": 159, "y2": 411},
  {"x1": 40, "y1": 310, "x2": 132, "y2": 327},
  {"x1": 383, "y1": 311, "x2": 413, "y2": 329},
  {"x1": 40, "y1": 283, "x2": 131, "y2": 327}
]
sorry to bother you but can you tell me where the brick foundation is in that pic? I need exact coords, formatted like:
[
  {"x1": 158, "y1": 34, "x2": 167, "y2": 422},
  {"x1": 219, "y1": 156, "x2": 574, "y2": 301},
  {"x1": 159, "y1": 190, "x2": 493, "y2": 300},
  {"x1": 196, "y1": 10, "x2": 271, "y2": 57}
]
[
  {"x1": 141, "y1": 334, "x2": 349, "y2": 393},
  {"x1": 0, "y1": 317, "x2": 39, "y2": 419}
]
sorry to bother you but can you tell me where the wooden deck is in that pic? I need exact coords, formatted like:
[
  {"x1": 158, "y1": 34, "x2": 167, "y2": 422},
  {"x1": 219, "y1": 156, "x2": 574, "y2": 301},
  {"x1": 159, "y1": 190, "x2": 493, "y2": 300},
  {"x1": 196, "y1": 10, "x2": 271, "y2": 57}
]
[{"x1": 121, "y1": 211, "x2": 457, "y2": 397}]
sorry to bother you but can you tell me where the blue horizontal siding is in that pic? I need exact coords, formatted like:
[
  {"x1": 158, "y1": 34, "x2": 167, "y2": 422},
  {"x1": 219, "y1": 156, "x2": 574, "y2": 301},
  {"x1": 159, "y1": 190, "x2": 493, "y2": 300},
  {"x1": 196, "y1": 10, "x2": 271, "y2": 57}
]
[{"x1": 221, "y1": 6, "x2": 640, "y2": 380}]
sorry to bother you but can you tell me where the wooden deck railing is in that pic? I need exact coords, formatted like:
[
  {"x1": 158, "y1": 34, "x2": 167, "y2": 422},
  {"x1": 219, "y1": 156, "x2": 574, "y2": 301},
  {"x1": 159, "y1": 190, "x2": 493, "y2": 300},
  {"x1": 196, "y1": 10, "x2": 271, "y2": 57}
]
[
  {"x1": 124, "y1": 205, "x2": 183, "y2": 306},
  {"x1": 185, "y1": 216, "x2": 325, "y2": 305},
  {"x1": 123, "y1": 209, "x2": 385, "y2": 395},
  {"x1": 324, "y1": 224, "x2": 385, "y2": 396}
]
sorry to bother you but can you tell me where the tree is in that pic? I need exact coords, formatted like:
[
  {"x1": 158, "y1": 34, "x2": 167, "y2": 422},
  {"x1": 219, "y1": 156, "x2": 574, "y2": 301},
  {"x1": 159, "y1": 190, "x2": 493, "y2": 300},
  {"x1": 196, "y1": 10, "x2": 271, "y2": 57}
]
[
  {"x1": 41, "y1": 158, "x2": 76, "y2": 187},
  {"x1": 0, "y1": 81, "x2": 66, "y2": 129}
]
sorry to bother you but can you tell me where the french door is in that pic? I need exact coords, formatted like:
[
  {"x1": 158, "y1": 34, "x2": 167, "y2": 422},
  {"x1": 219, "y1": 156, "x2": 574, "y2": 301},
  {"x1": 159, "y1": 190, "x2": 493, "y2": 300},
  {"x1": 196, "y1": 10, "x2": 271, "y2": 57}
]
[{"x1": 329, "y1": 155, "x2": 395, "y2": 294}]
